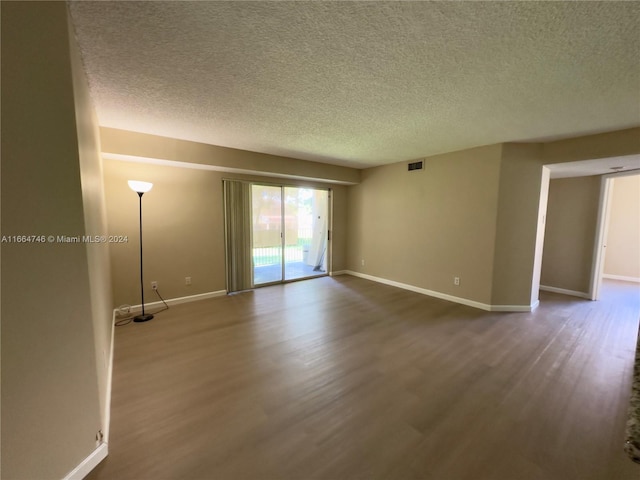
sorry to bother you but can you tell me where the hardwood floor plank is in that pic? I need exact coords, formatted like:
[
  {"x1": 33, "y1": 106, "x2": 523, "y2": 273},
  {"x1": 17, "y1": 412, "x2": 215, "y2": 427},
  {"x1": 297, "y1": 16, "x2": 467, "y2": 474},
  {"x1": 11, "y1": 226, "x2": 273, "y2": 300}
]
[{"x1": 88, "y1": 277, "x2": 640, "y2": 480}]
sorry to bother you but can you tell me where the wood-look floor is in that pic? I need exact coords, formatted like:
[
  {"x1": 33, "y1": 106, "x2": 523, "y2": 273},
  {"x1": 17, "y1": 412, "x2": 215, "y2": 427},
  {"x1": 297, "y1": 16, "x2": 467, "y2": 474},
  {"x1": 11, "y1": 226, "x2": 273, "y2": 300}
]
[{"x1": 88, "y1": 277, "x2": 640, "y2": 480}]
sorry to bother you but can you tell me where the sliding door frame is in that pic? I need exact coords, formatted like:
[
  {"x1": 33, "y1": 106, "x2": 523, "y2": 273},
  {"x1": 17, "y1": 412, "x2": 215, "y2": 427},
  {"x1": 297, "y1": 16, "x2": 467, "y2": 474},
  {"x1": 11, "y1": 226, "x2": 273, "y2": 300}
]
[
  {"x1": 224, "y1": 178, "x2": 332, "y2": 290},
  {"x1": 254, "y1": 182, "x2": 332, "y2": 286},
  {"x1": 251, "y1": 183, "x2": 284, "y2": 287}
]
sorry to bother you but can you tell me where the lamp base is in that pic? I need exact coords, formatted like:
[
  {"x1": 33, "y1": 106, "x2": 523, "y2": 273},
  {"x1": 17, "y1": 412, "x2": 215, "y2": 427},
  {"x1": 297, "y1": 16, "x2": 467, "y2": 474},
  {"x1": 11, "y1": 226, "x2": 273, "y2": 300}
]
[{"x1": 133, "y1": 313, "x2": 154, "y2": 323}]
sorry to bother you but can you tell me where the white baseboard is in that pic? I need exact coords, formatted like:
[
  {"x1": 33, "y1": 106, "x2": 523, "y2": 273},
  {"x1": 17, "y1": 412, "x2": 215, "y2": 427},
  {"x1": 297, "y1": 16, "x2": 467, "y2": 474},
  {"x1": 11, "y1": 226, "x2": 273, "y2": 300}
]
[
  {"x1": 539, "y1": 285, "x2": 591, "y2": 299},
  {"x1": 602, "y1": 274, "x2": 640, "y2": 284},
  {"x1": 63, "y1": 443, "x2": 108, "y2": 480},
  {"x1": 330, "y1": 270, "x2": 347, "y2": 276},
  {"x1": 343, "y1": 271, "x2": 537, "y2": 312},
  {"x1": 491, "y1": 300, "x2": 540, "y2": 312},
  {"x1": 126, "y1": 290, "x2": 227, "y2": 314}
]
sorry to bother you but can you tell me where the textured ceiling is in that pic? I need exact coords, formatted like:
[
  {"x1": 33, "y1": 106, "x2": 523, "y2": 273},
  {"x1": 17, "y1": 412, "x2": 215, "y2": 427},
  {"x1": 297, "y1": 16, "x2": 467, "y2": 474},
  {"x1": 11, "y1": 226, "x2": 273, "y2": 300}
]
[{"x1": 68, "y1": 1, "x2": 640, "y2": 169}]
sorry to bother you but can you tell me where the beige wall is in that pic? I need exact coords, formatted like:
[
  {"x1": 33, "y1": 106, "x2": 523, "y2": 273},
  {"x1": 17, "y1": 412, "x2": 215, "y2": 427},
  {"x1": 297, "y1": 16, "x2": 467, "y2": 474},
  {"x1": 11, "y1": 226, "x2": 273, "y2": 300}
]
[
  {"x1": 604, "y1": 174, "x2": 640, "y2": 280},
  {"x1": 540, "y1": 176, "x2": 601, "y2": 293},
  {"x1": 101, "y1": 127, "x2": 361, "y2": 185},
  {"x1": 344, "y1": 130, "x2": 640, "y2": 309},
  {"x1": 104, "y1": 160, "x2": 349, "y2": 306},
  {"x1": 104, "y1": 161, "x2": 224, "y2": 306},
  {"x1": 1, "y1": 3, "x2": 104, "y2": 478},
  {"x1": 491, "y1": 143, "x2": 545, "y2": 306},
  {"x1": 346, "y1": 145, "x2": 503, "y2": 305},
  {"x1": 345, "y1": 143, "x2": 548, "y2": 308},
  {"x1": 69, "y1": 8, "x2": 115, "y2": 437},
  {"x1": 543, "y1": 127, "x2": 640, "y2": 164}
]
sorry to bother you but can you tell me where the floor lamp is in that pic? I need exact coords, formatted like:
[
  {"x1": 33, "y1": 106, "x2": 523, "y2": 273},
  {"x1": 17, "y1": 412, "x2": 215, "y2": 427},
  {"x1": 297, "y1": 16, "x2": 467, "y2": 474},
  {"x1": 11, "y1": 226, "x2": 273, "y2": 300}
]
[{"x1": 128, "y1": 180, "x2": 154, "y2": 322}]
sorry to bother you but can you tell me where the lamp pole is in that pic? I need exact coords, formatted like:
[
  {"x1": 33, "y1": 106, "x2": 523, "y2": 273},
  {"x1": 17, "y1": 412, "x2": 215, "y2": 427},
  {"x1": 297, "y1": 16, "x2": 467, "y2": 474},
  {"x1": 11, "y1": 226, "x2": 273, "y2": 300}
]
[{"x1": 128, "y1": 180, "x2": 154, "y2": 322}]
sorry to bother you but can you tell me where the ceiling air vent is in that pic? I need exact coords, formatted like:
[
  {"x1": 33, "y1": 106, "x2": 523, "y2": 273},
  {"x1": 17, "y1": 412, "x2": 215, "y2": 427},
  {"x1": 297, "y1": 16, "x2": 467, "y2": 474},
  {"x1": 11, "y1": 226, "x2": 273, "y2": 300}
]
[{"x1": 408, "y1": 160, "x2": 424, "y2": 172}]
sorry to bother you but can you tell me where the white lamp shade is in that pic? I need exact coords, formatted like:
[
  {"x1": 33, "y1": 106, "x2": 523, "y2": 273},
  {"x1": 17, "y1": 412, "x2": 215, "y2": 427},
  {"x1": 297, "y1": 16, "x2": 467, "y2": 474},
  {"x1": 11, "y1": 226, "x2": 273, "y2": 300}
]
[{"x1": 128, "y1": 180, "x2": 153, "y2": 193}]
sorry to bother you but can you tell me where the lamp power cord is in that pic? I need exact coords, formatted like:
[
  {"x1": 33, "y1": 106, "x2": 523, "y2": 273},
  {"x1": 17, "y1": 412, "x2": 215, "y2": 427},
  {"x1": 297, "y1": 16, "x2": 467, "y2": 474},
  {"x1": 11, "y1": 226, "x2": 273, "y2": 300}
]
[{"x1": 115, "y1": 289, "x2": 170, "y2": 326}]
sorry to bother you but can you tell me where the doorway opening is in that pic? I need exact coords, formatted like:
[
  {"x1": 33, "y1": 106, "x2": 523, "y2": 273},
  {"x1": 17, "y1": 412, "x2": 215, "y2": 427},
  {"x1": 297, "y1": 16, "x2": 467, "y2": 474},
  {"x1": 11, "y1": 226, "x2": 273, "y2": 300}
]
[
  {"x1": 252, "y1": 185, "x2": 330, "y2": 286},
  {"x1": 591, "y1": 171, "x2": 640, "y2": 299},
  {"x1": 533, "y1": 163, "x2": 640, "y2": 304}
]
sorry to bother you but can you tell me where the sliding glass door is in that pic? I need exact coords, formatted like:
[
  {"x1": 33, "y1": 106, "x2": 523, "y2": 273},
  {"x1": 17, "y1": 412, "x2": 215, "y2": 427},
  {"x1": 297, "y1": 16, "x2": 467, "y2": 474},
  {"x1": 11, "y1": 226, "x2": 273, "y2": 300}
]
[
  {"x1": 252, "y1": 184, "x2": 329, "y2": 286},
  {"x1": 252, "y1": 185, "x2": 283, "y2": 285},
  {"x1": 283, "y1": 187, "x2": 329, "y2": 281}
]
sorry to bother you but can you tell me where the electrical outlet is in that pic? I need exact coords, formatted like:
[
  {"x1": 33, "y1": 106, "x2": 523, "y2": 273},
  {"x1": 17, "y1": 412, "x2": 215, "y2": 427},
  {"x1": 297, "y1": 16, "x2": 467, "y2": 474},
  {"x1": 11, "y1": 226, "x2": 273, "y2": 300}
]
[
  {"x1": 151, "y1": 281, "x2": 158, "y2": 290},
  {"x1": 185, "y1": 276, "x2": 192, "y2": 285},
  {"x1": 361, "y1": 259, "x2": 365, "y2": 266},
  {"x1": 454, "y1": 276, "x2": 460, "y2": 286}
]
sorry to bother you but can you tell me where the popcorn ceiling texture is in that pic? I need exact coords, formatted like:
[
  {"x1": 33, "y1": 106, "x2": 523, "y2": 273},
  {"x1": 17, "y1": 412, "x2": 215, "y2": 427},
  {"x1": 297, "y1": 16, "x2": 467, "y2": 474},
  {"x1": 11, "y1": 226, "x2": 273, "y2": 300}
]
[{"x1": 68, "y1": 1, "x2": 640, "y2": 168}]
